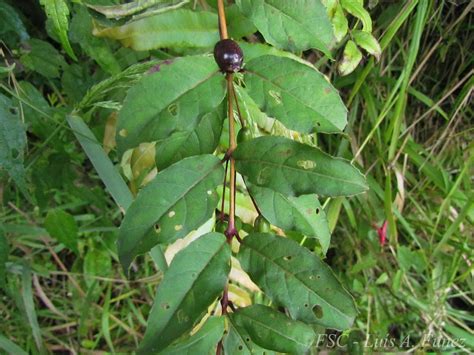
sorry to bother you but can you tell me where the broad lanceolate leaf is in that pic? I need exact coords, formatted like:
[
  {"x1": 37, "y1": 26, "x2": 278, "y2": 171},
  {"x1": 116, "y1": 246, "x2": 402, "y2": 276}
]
[
  {"x1": 238, "y1": 233, "x2": 357, "y2": 330},
  {"x1": 117, "y1": 55, "x2": 225, "y2": 155},
  {"x1": 39, "y1": 0, "x2": 76, "y2": 60},
  {"x1": 338, "y1": 40, "x2": 362, "y2": 76},
  {"x1": 44, "y1": 209, "x2": 79, "y2": 253},
  {"x1": 234, "y1": 136, "x2": 368, "y2": 197},
  {"x1": 230, "y1": 304, "x2": 315, "y2": 354},
  {"x1": 94, "y1": 9, "x2": 219, "y2": 51},
  {"x1": 117, "y1": 155, "x2": 224, "y2": 270},
  {"x1": 155, "y1": 109, "x2": 224, "y2": 170},
  {"x1": 244, "y1": 55, "x2": 347, "y2": 133},
  {"x1": 0, "y1": 94, "x2": 28, "y2": 198},
  {"x1": 249, "y1": 185, "x2": 331, "y2": 252},
  {"x1": 236, "y1": 0, "x2": 335, "y2": 55},
  {"x1": 138, "y1": 233, "x2": 230, "y2": 354},
  {"x1": 160, "y1": 316, "x2": 225, "y2": 354}
]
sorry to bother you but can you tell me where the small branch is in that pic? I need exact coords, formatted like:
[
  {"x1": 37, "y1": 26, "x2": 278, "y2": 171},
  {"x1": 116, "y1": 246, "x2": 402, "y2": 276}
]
[
  {"x1": 219, "y1": 159, "x2": 229, "y2": 221},
  {"x1": 231, "y1": 82, "x2": 246, "y2": 127}
]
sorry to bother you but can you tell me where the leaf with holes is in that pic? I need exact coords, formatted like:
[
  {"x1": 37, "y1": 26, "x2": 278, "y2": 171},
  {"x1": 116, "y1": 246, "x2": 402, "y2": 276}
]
[
  {"x1": 249, "y1": 185, "x2": 331, "y2": 253},
  {"x1": 117, "y1": 55, "x2": 225, "y2": 154},
  {"x1": 117, "y1": 155, "x2": 224, "y2": 270},
  {"x1": 236, "y1": 0, "x2": 335, "y2": 55},
  {"x1": 155, "y1": 109, "x2": 224, "y2": 170},
  {"x1": 230, "y1": 304, "x2": 315, "y2": 353},
  {"x1": 160, "y1": 316, "x2": 225, "y2": 354},
  {"x1": 244, "y1": 55, "x2": 347, "y2": 133},
  {"x1": 234, "y1": 136, "x2": 368, "y2": 197},
  {"x1": 138, "y1": 233, "x2": 230, "y2": 354},
  {"x1": 94, "y1": 9, "x2": 219, "y2": 51},
  {"x1": 238, "y1": 233, "x2": 357, "y2": 330},
  {"x1": 224, "y1": 313, "x2": 274, "y2": 355}
]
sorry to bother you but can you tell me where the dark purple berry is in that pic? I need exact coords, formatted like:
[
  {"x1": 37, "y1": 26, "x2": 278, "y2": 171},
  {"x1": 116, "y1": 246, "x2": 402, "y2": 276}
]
[{"x1": 214, "y1": 39, "x2": 244, "y2": 73}]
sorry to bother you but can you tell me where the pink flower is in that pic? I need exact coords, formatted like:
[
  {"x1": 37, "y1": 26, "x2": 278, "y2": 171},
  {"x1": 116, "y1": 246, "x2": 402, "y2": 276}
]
[{"x1": 376, "y1": 221, "x2": 388, "y2": 246}]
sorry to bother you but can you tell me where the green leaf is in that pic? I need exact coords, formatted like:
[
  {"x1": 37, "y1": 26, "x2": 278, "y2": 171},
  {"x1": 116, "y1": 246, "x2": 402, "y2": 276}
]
[
  {"x1": 340, "y1": 0, "x2": 372, "y2": 32},
  {"x1": 118, "y1": 155, "x2": 224, "y2": 270},
  {"x1": 94, "y1": 9, "x2": 219, "y2": 51},
  {"x1": 0, "y1": 230, "x2": 8, "y2": 290},
  {"x1": 155, "y1": 109, "x2": 224, "y2": 170},
  {"x1": 236, "y1": 0, "x2": 335, "y2": 55},
  {"x1": 20, "y1": 39, "x2": 66, "y2": 78},
  {"x1": 234, "y1": 136, "x2": 368, "y2": 197},
  {"x1": 83, "y1": 246, "x2": 112, "y2": 287},
  {"x1": 244, "y1": 55, "x2": 347, "y2": 133},
  {"x1": 249, "y1": 185, "x2": 331, "y2": 252},
  {"x1": 338, "y1": 40, "x2": 362, "y2": 76},
  {"x1": 353, "y1": 30, "x2": 381, "y2": 60},
  {"x1": 230, "y1": 304, "x2": 315, "y2": 354},
  {"x1": 70, "y1": 7, "x2": 121, "y2": 75},
  {"x1": 0, "y1": 333, "x2": 27, "y2": 355},
  {"x1": 238, "y1": 233, "x2": 357, "y2": 330},
  {"x1": 224, "y1": 314, "x2": 274, "y2": 355},
  {"x1": 138, "y1": 233, "x2": 230, "y2": 353},
  {"x1": 226, "y1": 5, "x2": 257, "y2": 39},
  {"x1": 0, "y1": 94, "x2": 28, "y2": 198},
  {"x1": 0, "y1": 2, "x2": 29, "y2": 47},
  {"x1": 160, "y1": 316, "x2": 225, "y2": 354},
  {"x1": 39, "y1": 0, "x2": 77, "y2": 60},
  {"x1": 20, "y1": 265, "x2": 44, "y2": 352},
  {"x1": 117, "y1": 55, "x2": 225, "y2": 154},
  {"x1": 331, "y1": 4, "x2": 348, "y2": 42},
  {"x1": 67, "y1": 115, "x2": 134, "y2": 212},
  {"x1": 44, "y1": 209, "x2": 79, "y2": 253}
]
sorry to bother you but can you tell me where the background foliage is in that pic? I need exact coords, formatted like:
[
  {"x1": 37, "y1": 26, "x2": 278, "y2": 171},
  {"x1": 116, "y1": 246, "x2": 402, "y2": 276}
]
[{"x1": 0, "y1": 0, "x2": 472, "y2": 353}]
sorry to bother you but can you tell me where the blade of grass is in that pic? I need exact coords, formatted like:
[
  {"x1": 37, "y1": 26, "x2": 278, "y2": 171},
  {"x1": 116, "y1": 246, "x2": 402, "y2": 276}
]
[{"x1": 67, "y1": 114, "x2": 133, "y2": 212}]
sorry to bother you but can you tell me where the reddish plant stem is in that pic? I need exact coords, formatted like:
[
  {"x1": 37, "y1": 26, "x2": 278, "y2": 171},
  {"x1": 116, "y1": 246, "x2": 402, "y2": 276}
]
[
  {"x1": 216, "y1": 3, "x2": 236, "y2": 354},
  {"x1": 219, "y1": 159, "x2": 229, "y2": 221}
]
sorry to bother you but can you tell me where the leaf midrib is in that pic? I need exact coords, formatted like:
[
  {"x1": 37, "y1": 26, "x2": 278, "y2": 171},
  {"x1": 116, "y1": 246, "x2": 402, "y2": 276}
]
[
  {"x1": 237, "y1": 156, "x2": 366, "y2": 191},
  {"x1": 157, "y1": 239, "x2": 228, "y2": 337}
]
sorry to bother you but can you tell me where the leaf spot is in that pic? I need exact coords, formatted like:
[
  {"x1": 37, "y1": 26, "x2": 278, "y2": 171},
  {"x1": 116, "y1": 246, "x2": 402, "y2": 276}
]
[
  {"x1": 174, "y1": 225, "x2": 183, "y2": 231},
  {"x1": 207, "y1": 190, "x2": 213, "y2": 195},
  {"x1": 168, "y1": 103, "x2": 179, "y2": 116},
  {"x1": 238, "y1": 345, "x2": 243, "y2": 350},
  {"x1": 119, "y1": 129, "x2": 128, "y2": 137},
  {"x1": 283, "y1": 255, "x2": 292, "y2": 261},
  {"x1": 257, "y1": 166, "x2": 272, "y2": 185},
  {"x1": 297, "y1": 160, "x2": 316, "y2": 170},
  {"x1": 316, "y1": 208, "x2": 320, "y2": 214},
  {"x1": 313, "y1": 304, "x2": 323, "y2": 319},
  {"x1": 268, "y1": 90, "x2": 282, "y2": 104},
  {"x1": 154, "y1": 224, "x2": 161, "y2": 234},
  {"x1": 162, "y1": 303, "x2": 170, "y2": 310},
  {"x1": 168, "y1": 211, "x2": 176, "y2": 218}
]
